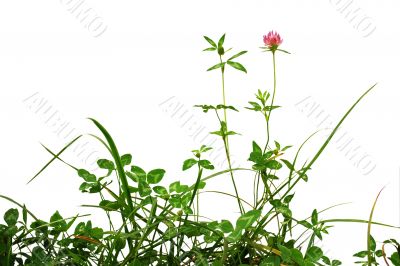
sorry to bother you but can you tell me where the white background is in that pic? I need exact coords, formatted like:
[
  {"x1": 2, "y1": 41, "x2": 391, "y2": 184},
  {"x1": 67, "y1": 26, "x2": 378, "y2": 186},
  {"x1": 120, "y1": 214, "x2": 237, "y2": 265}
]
[{"x1": 0, "y1": 0, "x2": 399, "y2": 264}]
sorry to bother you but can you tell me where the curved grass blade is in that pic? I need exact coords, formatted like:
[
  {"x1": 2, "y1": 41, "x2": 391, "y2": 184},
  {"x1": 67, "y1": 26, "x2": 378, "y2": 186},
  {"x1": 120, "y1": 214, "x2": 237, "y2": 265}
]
[
  {"x1": 320, "y1": 218, "x2": 398, "y2": 229},
  {"x1": 280, "y1": 83, "x2": 377, "y2": 198},
  {"x1": 88, "y1": 118, "x2": 136, "y2": 253},
  {"x1": 88, "y1": 118, "x2": 134, "y2": 215},
  {"x1": 27, "y1": 135, "x2": 82, "y2": 184},
  {"x1": 367, "y1": 187, "x2": 385, "y2": 266},
  {"x1": 40, "y1": 144, "x2": 78, "y2": 171}
]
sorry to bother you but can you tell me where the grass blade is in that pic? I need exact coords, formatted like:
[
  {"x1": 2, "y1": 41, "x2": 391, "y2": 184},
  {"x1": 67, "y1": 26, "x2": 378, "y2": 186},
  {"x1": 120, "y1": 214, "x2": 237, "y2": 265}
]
[
  {"x1": 368, "y1": 187, "x2": 385, "y2": 266},
  {"x1": 27, "y1": 135, "x2": 82, "y2": 184}
]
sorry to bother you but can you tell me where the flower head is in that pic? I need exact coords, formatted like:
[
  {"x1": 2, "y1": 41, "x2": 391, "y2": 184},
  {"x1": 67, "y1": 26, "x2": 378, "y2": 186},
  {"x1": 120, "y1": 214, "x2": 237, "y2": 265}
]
[{"x1": 263, "y1": 31, "x2": 283, "y2": 50}]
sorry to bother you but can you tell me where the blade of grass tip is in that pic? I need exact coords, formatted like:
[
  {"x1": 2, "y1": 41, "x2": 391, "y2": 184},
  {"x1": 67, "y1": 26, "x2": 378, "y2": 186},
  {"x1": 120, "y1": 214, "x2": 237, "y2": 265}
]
[
  {"x1": 88, "y1": 133, "x2": 112, "y2": 154},
  {"x1": 27, "y1": 135, "x2": 82, "y2": 184},
  {"x1": 88, "y1": 118, "x2": 134, "y2": 214},
  {"x1": 287, "y1": 129, "x2": 323, "y2": 186},
  {"x1": 282, "y1": 83, "x2": 377, "y2": 197},
  {"x1": 368, "y1": 187, "x2": 385, "y2": 266},
  {"x1": 253, "y1": 84, "x2": 378, "y2": 239},
  {"x1": 40, "y1": 144, "x2": 78, "y2": 171},
  {"x1": 320, "y1": 218, "x2": 399, "y2": 229}
]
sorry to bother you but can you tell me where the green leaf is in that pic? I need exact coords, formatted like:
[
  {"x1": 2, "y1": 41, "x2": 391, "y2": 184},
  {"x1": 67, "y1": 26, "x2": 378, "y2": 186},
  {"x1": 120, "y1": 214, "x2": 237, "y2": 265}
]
[
  {"x1": 261, "y1": 256, "x2": 281, "y2": 266},
  {"x1": 169, "y1": 181, "x2": 180, "y2": 193},
  {"x1": 226, "y1": 228, "x2": 242, "y2": 242},
  {"x1": 219, "y1": 220, "x2": 234, "y2": 233},
  {"x1": 291, "y1": 248, "x2": 304, "y2": 265},
  {"x1": 228, "y1": 50, "x2": 247, "y2": 61},
  {"x1": 283, "y1": 194, "x2": 295, "y2": 204},
  {"x1": 204, "y1": 36, "x2": 216, "y2": 47},
  {"x1": 138, "y1": 181, "x2": 152, "y2": 197},
  {"x1": 169, "y1": 195, "x2": 181, "y2": 208},
  {"x1": 198, "y1": 160, "x2": 215, "y2": 170},
  {"x1": 305, "y1": 246, "x2": 323, "y2": 262},
  {"x1": 207, "y1": 62, "x2": 225, "y2": 71},
  {"x1": 311, "y1": 209, "x2": 318, "y2": 225},
  {"x1": 203, "y1": 47, "x2": 216, "y2": 52},
  {"x1": 278, "y1": 244, "x2": 292, "y2": 262},
  {"x1": 298, "y1": 220, "x2": 313, "y2": 229},
  {"x1": 226, "y1": 130, "x2": 240, "y2": 136},
  {"x1": 183, "y1": 158, "x2": 198, "y2": 171},
  {"x1": 321, "y1": 256, "x2": 330, "y2": 265},
  {"x1": 22, "y1": 205, "x2": 27, "y2": 224},
  {"x1": 77, "y1": 169, "x2": 96, "y2": 182},
  {"x1": 194, "y1": 104, "x2": 216, "y2": 113},
  {"x1": 97, "y1": 159, "x2": 115, "y2": 170},
  {"x1": 210, "y1": 130, "x2": 223, "y2": 136},
  {"x1": 147, "y1": 169, "x2": 166, "y2": 184},
  {"x1": 236, "y1": 209, "x2": 261, "y2": 230},
  {"x1": 4, "y1": 208, "x2": 18, "y2": 226},
  {"x1": 50, "y1": 211, "x2": 67, "y2": 231},
  {"x1": 183, "y1": 206, "x2": 193, "y2": 214},
  {"x1": 281, "y1": 159, "x2": 294, "y2": 171},
  {"x1": 276, "y1": 206, "x2": 292, "y2": 218},
  {"x1": 389, "y1": 253, "x2": 400, "y2": 265},
  {"x1": 353, "y1": 250, "x2": 369, "y2": 258},
  {"x1": 90, "y1": 227, "x2": 103, "y2": 240},
  {"x1": 177, "y1": 184, "x2": 189, "y2": 193},
  {"x1": 200, "y1": 145, "x2": 213, "y2": 153},
  {"x1": 216, "y1": 104, "x2": 239, "y2": 112},
  {"x1": 263, "y1": 105, "x2": 281, "y2": 111},
  {"x1": 198, "y1": 181, "x2": 206, "y2": 189},
  {"x1": 218, "y1": 33, "x2": 225, "y2": 49},
  {"x1": 246, "y1": 101, "x2": 262, "y2": 111},
  {"x1": 130, "y1": 165, "x2": 146, "y2": 181},
  {"x1": 120, "y1": 154, "x2": 132, "y2": 166},
  {"x1": 79, "y1": 181, "x2": 101, "y2": 193},
  {"x1": 368, "y1": 235, "x2": 376, "y2": 251},
  {"x1": 227, "y1": 61, "x2": 247, "y2": 73},
  {"x1": 31, "y1": 247, "x2": 48, "y2": 264},
  {"x1": 249, "y1": 141, "x2": 263, "y2": 162},
  {"x1": 153, "y1": 186, "x2": 168, "y2": 195},
  {"x1": 265, "y1": 160, "x2": 282, "y2": 170},
  {"x1": 99, "y1": 200, "x2": 121, "y2": 211}
]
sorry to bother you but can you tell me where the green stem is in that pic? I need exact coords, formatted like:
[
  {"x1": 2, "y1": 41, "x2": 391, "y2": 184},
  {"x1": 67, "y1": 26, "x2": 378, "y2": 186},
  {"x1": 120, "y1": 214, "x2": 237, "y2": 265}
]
[
  {"x1": 223, "y1": 138, "x2": 244, "y2": 214},
  {"x1": 217, "y1": 57, "x2": 244, "y2": 214},
  {"x1": 265, "y1": 51, "x2": 277, "y2": 151},
  {"x1": 220, "y1": 55, "x2": 227, "y2": 124},
  {"x1": 214, "y1": 109, "x2": 244, "y2": 214},
  {"x1": 177, "y1": 164, "x2": 204, "y2": 257}
]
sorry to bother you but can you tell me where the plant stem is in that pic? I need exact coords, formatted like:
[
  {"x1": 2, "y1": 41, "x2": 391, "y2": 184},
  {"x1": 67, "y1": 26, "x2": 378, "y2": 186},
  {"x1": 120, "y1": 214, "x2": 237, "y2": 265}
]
[
  {"x1": 223, "y1": 138, "x2": 244, "y2": 214},
  {"x1": 220, "y1": 55, "x2": 227, "y2": 124},
  {"x1": 214, "y1": 109, "x2": 244, "y2": 215},
  {"x1": 177, "y1": 164, "x2": 204, "y2": 257},
  {"x1": 265, "y1": 51, "x2": 277, "y2": 151},
  {"x1": 217, "y1": 57, "x2": 244, "y2": 215}
]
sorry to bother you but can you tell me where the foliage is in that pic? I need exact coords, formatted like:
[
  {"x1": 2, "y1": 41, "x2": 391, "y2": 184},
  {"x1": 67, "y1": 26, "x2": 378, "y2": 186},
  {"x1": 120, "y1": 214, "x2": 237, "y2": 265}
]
[{"x1": 0, "y1": 33, "x2": 398, "y2": 265}]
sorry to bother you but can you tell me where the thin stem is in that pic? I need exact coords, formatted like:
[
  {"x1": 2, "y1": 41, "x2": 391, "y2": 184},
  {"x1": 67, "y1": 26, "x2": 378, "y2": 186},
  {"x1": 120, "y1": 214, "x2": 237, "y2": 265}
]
[
  {"x1": 214, "y1": 110, "x2": 244, "y2": 214},
  {"x1": 177, "y1": 164, "x2": 204, "y2": 256},
  {"x1": 265, "y1": 51, "x2": 277, "y2": 152},
  {"x1": 220, "y1": 55, "x2": 227, "y2": 124},
  {"x1": 217, "y1": 55, "x2": 244, "y2": 214}
]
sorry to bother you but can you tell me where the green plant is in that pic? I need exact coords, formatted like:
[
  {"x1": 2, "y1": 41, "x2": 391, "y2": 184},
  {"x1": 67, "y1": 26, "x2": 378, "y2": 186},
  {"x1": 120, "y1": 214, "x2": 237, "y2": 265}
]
[{"x1": 0, "y1": 32, "x2": 398, "y2": 266}]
